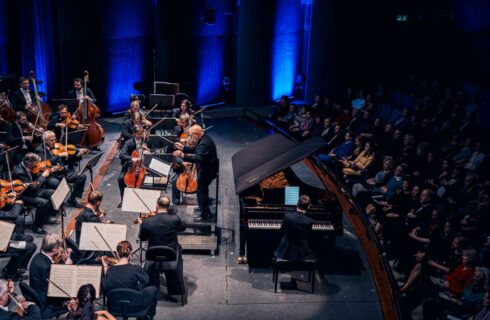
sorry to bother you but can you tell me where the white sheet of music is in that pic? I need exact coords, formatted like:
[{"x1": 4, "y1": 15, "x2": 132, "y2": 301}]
[
  {"x1": 50, "y1": 178, "x2": 70, "y2": 210},
  {"x1": 122, "y1": 188, "x2": 161, "y2": 213},
  {"x1": 48, "y1": 264, "x2": 102, "y2": 298},
  {"x1": 0, "y1": 221, "x2": 15, "y2": 252},
  {"x1": 78, "y1": 223, "x2": 127, "y2": 251},
  {"x1": 148, "y1": 158, "x2": 171, "y2": 176}
]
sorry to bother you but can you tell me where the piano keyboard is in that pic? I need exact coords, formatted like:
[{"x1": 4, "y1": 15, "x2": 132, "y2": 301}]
[{"x1": 248, "y1": 219, "x2": 334, "y2": 231}]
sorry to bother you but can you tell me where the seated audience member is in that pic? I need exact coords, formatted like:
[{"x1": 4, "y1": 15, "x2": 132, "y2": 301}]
[
  {"x1": 318, "y1": 131, "x2": 354, "y2": 163},
  {"x1": 0, "y1": 279, "x2": 42, "y2": 319},
  {"x1": 340, "y1": 141, "x2": 375, "y2": 176},
  {"x1": 440, "y1": 249, "x2": 479, "y2": 297}
]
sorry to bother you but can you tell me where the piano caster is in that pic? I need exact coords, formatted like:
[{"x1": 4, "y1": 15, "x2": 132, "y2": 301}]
[{"x1": 237, "y1": 256, "x2": 248, "y2": 264}]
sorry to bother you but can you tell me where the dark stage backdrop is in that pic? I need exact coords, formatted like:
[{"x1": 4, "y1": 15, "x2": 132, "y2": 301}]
[{"x1": 1, "y1": 0, "x2": 489, "y2": 113}]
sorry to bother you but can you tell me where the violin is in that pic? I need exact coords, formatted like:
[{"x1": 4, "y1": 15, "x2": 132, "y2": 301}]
[
  {"x1": 53, "y1": 247, "x2": 71, "y2": 264},
  {"x1": 0, "y1": 179, "x2": 35, "y2": 193},
  {"x1": 133, "y1": 211, "x2": 156, "y2": 224},
  {"x1": 21, "y1": 122, "x2": 44, "y2": 137},
  {"x1": 52, "y1": 142, "x2": 90, "y2": 156},
  {"x1": 0, "y1": 192, "x2": 15, "y2": 208},
  {"x1": 95, "y1": 255, "x2": 119, "y2": 265},
  {"x1": 63, "y1": 111, "x2": 87, "y2": 130},
  {"x1": 31, "y1": 160, "x2": 63, "y2": 174}
]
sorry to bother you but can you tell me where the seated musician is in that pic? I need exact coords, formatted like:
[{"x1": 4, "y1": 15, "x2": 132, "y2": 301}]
[
  {"x1": 67, "y1": 77, "x2": 97, "y2": 104},
  {"x1": 35, "y1": 130, "x2": 89, "y2": 208},
  {"x1": 6, "y1": 111, "x2": 35, "y2": 164},
  {"x1": 124, "y1": 97, "x2": 142, "y2": 120},
  {"x1": 139, "y1": 196, "x2": 186, "y2": 287},
  {"x1": 274, "y1": 194, "x2": 315, "y2": 262},
  {"x1": 173, "y1": 114, "x2": 191, "y2": 137},
  {"x1": 10, "y1": 77, "x2": 39, "y2": 112},
  {"x1": 0, "y1": 193, "x2": 26, "y2": 234},
  {"x1": 120, "y1": 111, "x2": 151, "y2": 148},
  {"x1": 172, "y1": 99, "x2": 193, "y2": 119},
  {"x1": 75, "y1": 190, "x2": 105, "y2": 246},
  {"x1": 101, "y1": 241, "x2": 158, "y2": 318},
  {"x1": 117, "y1": 125, "x2": 152, "y2": 208},
  {"x1": 48, "y1": 104, "x2": 84, "y2": 141},
  {"x1": 13, "y1": 153, "x2": 59, "y2": 235},
  {"x1": 0, "y1": 279, "x2": 42, "y2": 319},
  {"x1": 29, "y1": 233, "x2": 72, "y2": 315},
  {"x1": 170, "y1": 114, "x2": 192, "y2": 205},
  {"x1": 62, "y1": 284, "x2": 117, "y2": 320},
  {"x1": 0, "y1": 194, "x2": 37, "y2": 281}
]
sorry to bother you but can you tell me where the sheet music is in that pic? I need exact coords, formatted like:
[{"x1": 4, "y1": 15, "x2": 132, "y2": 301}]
[
  {"x1": 51, "y1": 178, "x2": 70, "y2": 210},
  {"x1": 148, "y1": 158, "x2": 171, "y2": 177},
  {"x1": 78, "y1": 223, "x2": 127, "y2": 251},
  {"x1": 122, "y1": 188, "x2": 161, "y2": 212},
  {"x1": 48, "y1": 264, "x2": 102, "y2": 298},
  {"x1": 0, "y1": 221, "x2": 15, "y2": 252}
]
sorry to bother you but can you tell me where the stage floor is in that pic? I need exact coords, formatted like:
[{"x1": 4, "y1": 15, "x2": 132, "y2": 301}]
[{"x1": 6, "y1": 115, "x2": 382, "y2": 320}]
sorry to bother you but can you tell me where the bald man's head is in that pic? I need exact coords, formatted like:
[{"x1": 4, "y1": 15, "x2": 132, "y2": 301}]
[{"x1": 189, "y1": 124, "x2": 204, "y2": 141}]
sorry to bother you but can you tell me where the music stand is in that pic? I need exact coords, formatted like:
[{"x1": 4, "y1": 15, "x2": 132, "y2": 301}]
[
  {"x1": 79, "y1": 152, "x2": 104, "y2": 183},
  {"x1": 60, "y1": 129, "x2": 87, "y2": 146},
  {"x1": 149, "y1": 135, "x2": 176, "y2": 149},
  {"x1": 122, "y1": 188, "x2": 161, "y2": 263},
  {"x1": 50, "y1": 178, "x2": 70, "y2": 238},
  {"x1": 149, "y1": 94, "x2": 175, "y2": 116}
]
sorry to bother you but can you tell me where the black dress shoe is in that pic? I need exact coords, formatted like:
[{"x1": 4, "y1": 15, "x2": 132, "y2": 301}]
[
  {"x1": 33, "y1": 227, "x2": 47, "y2": 235},
  {"x1": 45, "y1": 217, "x2": 60, "y2": 225},
  {"x1": 67, "y1": 199, "x2": 83, "y2": 208},
  {"x1": 117, "y1": 202, "x2": 122, "y2": 208}
]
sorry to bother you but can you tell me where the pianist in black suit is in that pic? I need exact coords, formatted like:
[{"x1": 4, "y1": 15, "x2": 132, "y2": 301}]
[{"x1": 274, "y1": 194, "x2": 315, "y2": 262}]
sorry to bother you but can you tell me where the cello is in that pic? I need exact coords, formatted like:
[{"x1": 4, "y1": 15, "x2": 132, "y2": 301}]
[
  {"x1": 123, "y1": 130, "x2": 149, "y2": 188},
  {"x1": 75, "y1": 71, "x2": 105, "y2": 147},
  {"x1": 175, "y1": 130, "x2": 198, "y2": 194}
]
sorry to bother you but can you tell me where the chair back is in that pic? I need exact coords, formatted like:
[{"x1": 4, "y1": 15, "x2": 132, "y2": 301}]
[
  {"x1": 19, "y1": 282, "x2": 43, "y2": 307},
  {"x1": 146, "y1": 245, "x2": 177, "y2": 262},
  {"x1": 107, "y1": 288, "x2": 147, "y2": 317}
]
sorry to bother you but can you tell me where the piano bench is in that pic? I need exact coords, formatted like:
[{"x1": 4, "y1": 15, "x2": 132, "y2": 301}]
[{"x1": 272, "y1": 258, "x2": 316, "y2": 293}]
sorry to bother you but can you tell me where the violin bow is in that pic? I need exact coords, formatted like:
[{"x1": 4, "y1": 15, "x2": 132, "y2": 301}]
[
  {"x1": 130, "y1": 188, "x2": 153, "y2": 213},
  {"x1": 7, "y1": 292, "x2": 25, "y2": 313},
  {"x1": 46, "y1": 278, "x2": 73, "y2": 298},
  {"x1": 143, "y1": 103, "x2": 159, "y2": 118},
  {"x1": 4, "y1": 147, "x2": 13, "y2": 189},
  {"x1": 93, "y1": 225, "x2": 117, "y2": 258}
]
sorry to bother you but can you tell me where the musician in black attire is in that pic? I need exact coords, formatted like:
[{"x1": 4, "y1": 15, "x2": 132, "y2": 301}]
[
  {"x1": 274, "y1": 194, "x2": 315, "y2": 262},
  {"x1": 47, "y1": 104, "x2": 81, "y2": 141},
  {"x1": 139, "y1": 196, "x2": 186, "y2": 288},
  {"x1": 75, "y1": 190, "x2": 105, "y2": 245},
  {"x1": 6, "y1": 111, "x2": 34, "y2": 164},
  {"x1": 117, "y1": 125, "x2": 152, "y2": 208},
  {"x1": 13, "y1": 153, "x2": 57, "y2": 234},
  {"x1": 66, "y1": 77, "x2": 97, "y2": 104},
  {"x1": 10, "y1": 77, "x2": 38, "y2": 112},
  {"x1": 0, "y1": 194, "x2": 25, "y2": 234},
  {"x1": 29, "y1": 233, "x2": 72, "y2": 316},
  {"x1": 120, "y1": 112, "x2": 148, "y2": 148},
  {"x1": 0, "y1": 279, "x2": 42, "y2": 319},
  {"x1": 174, "y1": 124, "x2": 218, "y2": 221},
  {"x1": 102, "y1": 241, "x2": 158, "y2": 318},
  {"x1": 35, "y1": 130, "x2": 88, "y2": 208}
]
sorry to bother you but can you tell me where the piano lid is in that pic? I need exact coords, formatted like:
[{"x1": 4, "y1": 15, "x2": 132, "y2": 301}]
[{"x1": 232, "y1": 134, "x2": 326, "y2": 194}]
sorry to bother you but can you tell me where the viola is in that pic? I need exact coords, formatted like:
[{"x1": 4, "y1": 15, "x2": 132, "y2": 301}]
[
  {"x1": 95, "y1": 256, "x2": 119, "y2": 265},
  {"x1": 0, "y1": 192, "x2": 15, "y2": 208},
  {"x1": 0, "y1": 179, "x2": 34, "y2": 193},
  {"x1": 52, "y1": 142, "x2": 90, "y2": 156},
  {"x1": 133, "y1": 211, "x2": 156, "y2": 224},
  {"x1": 75, "y1": 70, "x2": 105, "y2": 147},
  {"x1": 63, "y1": 111, "x2": 87, "y2": 130},
  {"x1": 53, "y1": 247, "x2": 71, "y2": 264},
  {"x1": 31, "y1": 160, "x2": 63, "y2": 174}
]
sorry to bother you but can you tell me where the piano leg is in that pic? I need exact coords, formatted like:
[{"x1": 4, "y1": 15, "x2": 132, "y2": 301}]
[{"x1": 238, "y1": 209, "x2": 248, "y2": 263}]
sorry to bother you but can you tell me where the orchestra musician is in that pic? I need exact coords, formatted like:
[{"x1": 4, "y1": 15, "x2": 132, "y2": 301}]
[
  {"x1": 47, "y1": 104, "x2": 83, "y2": 141},
  {"x1": 170, "y1": 114, "x2": 193, "y2": 205},
  {"x1": 124, "y1": 97, "x2": 142, "y2": 120},
  {"x1": 75, "y1": 190, "x2": 105, "y2": 245},
  {"x1": 35, "y1": 131, "x2": 89, "y2": 208},
  {"x1": 29, "y1": 233, "x2": 72, "y2": 312},
  {"x1": 120, "y1": 112, "x2": 151, "y2": 148},
  {"x1": 173, "y1": 114, "x2": 191, "y2": 137},
  {"x1": 66, "y1": 77, "x2": 96, "y2": 104},
  {"x1": 0, "y1": 279, "x2": 42, "y2": 319},
  {"x1": 13, "y1": 153, "x2": 59, "y2": 235},
  {"x1": 139, "y1": 196, "x2": 186, "y2": 288},
  {"x1": 274, "y1": 194, "x2": 315, "y2": 262},
  {"x1": 172, "y1": 99, "x2": 193, "y2": 119},
  {"x1": 101, "y1": 241, "x2": 158, "y2": 318},
  {"x1": 6, "y1": 111, "x2": 35, "y2": 164},
  {"x1": 10, "y1": 77, "x2": 39, "y2": 112},
  {"x1": 117, "y1": 125, "x2": 152, "y2": 208},
  {"x1": 173, "y1": 124, "x2": 218, "y2": 221},
  {"x1": 0, "y1": 192, "x2": 25, "y2": 234}
]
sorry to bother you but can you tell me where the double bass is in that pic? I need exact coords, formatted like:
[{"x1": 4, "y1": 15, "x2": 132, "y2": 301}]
[
  {"x1": 28, "y1": 71, "x2": 50, "y2": 128},
  {"x1": 75, "y1": 71, "x2": 105, "y2": 147}
]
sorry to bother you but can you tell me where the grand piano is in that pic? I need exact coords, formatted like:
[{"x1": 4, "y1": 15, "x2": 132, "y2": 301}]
[{"x1": 232, "y1": 134, "x2": 343, "y2": 266}]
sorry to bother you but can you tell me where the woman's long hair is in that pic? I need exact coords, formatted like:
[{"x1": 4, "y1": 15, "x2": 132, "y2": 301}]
[{"x1": 68, "y1": 284, "x2": 96, "y2": 320}]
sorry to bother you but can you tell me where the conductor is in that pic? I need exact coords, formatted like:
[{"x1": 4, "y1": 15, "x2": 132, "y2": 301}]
[
  {"x1": 173, "y1": 124, "x2": 218, "y2": 221},
  {"x1": 274, "y1": 194, "x2": 315, "y2": 262}
]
